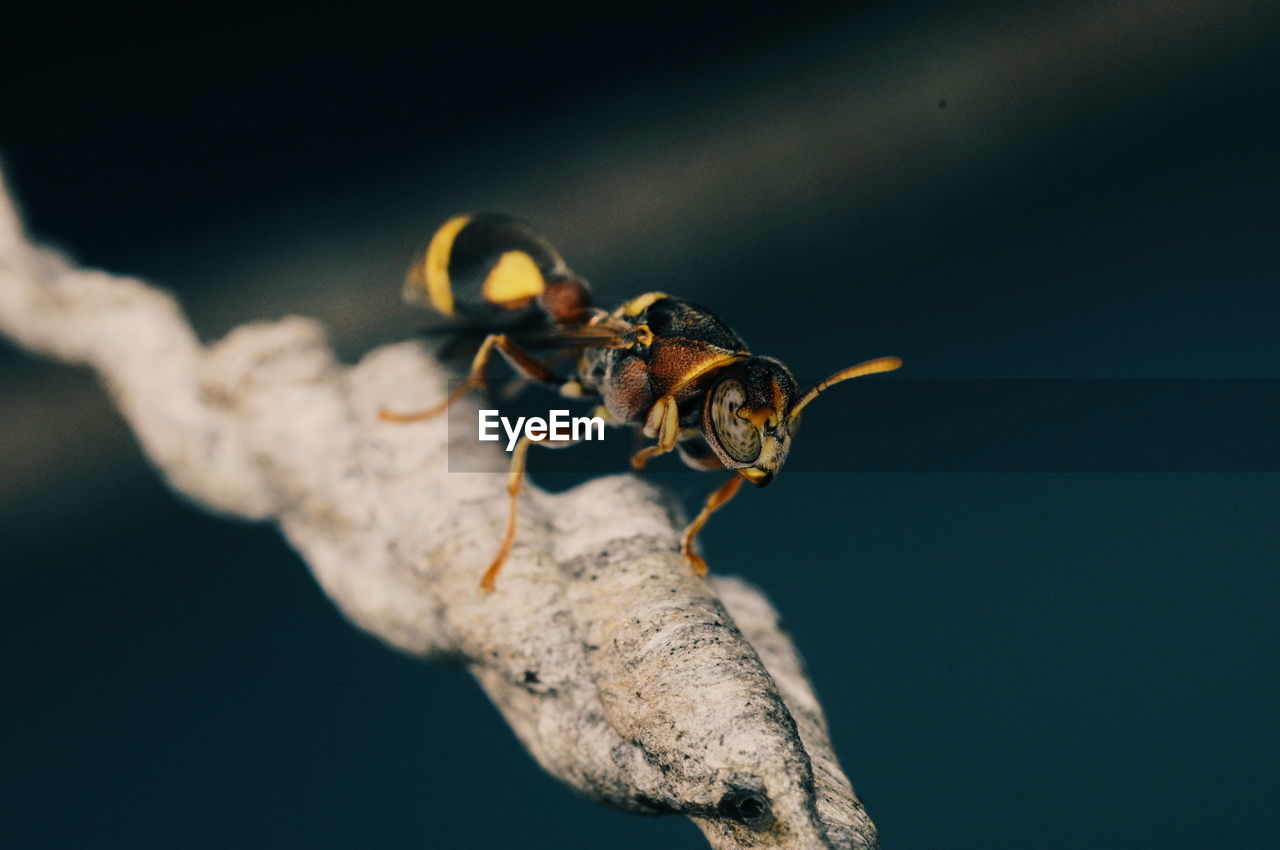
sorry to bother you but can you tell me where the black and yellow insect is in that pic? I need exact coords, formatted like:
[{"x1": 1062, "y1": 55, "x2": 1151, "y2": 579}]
[{"x1": 382, "y1": 214, "x2": 901, "y2": 591}]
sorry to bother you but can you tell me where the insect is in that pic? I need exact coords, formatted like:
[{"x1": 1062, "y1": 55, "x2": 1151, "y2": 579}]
[{"x1": 380, "y1": 214, "x2": 901, "y2": 591}]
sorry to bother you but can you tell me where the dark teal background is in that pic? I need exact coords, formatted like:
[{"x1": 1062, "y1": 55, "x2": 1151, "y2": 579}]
[{"x1": 3, "y1": 3, "x2": 1278, "y2": 848}]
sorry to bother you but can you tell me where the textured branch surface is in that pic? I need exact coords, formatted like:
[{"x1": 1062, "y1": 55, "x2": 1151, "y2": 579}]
[{"x1": 0, "y1": 175, "x2": 877, "y2": 849}]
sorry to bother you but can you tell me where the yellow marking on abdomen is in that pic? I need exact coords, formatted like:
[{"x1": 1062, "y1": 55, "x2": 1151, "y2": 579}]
[
  {"x1": 483, "y1": 250, "x2": 546, "y2": 307},
  {"x1": 405, "y1": 214, "x2": 471, "y2": 316}
]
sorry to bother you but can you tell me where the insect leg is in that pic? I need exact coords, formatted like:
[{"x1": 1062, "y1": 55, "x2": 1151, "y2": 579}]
[
  {"x1": 379, "y1": 333, "x2": 503, "y2": 423},
  {"x1": 630, "y1": 395, "x2": 679, "y2": 469},
  {"x1": 481, "y1": 434, "x2": 533, "y2": 592},
  {"x1": 479, "y1": 420, "x2": 591, "y2": 591},
  {"x1": 489, "y1": 336, "x2": 564, "y2": 386},
  {"x1": 379, "y1": 334, "x2": 562, "y2": 423},
  {"x1": 480, "y1": 400, "x2": 609, "y2": 590},
  {"x1": 500, "y1": 349, "x2": 576, "y2": 401},
  {"x1": 681, "y1": 474, "x2": 745, "y2": 576}
]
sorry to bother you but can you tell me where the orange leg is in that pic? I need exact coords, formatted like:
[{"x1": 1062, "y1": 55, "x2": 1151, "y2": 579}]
[
  {"x1": 379, "y1": 333, "x2": 563, "y2": 423},
  {"x1": 379, "y1": 376, "x2": 479, "y2": 423},
  {"x1": 681, "y1": 475, "x2": 744, "y2": 576},
  {"x1": 480, "y1": 435, "x2": 533, "y2": 592},
  {"x1": 630, "y1": 395, "x2": 680, "y2": 470}
]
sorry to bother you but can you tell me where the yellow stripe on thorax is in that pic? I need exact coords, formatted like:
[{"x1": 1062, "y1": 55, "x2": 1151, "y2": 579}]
[
  {"x1": 670, "y1": 352, "x2": 749, "y2": 396},
  {"x1": 612, "y1": 291, "x2": 669, "y2": 319}
]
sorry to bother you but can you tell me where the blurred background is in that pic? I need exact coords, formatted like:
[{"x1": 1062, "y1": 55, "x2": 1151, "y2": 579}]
[{"x1": 3, "y1": 1, "x2": 1278, "y2": 847}]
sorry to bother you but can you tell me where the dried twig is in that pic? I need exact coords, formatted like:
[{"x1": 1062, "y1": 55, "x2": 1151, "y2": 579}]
[{"x1": 0, "y1": 173, "x2": 877, "y2": 849}]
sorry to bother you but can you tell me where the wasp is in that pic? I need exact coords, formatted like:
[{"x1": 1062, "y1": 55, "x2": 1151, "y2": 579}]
[{"x1": 381, "y1": 214, "x2": 901, "y2": 591}]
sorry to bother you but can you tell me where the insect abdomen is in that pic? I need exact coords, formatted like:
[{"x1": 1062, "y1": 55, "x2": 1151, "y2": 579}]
[{"x1": 404, "y1": 214, "x2": 568, "y2": 327}]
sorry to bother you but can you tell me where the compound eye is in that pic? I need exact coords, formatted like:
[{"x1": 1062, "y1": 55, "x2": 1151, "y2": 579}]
[{"x1": 709, "y1": 379, "x2": 761, "y2": 464}]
